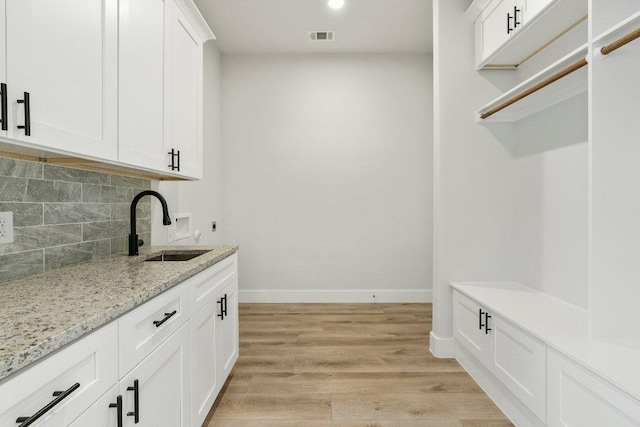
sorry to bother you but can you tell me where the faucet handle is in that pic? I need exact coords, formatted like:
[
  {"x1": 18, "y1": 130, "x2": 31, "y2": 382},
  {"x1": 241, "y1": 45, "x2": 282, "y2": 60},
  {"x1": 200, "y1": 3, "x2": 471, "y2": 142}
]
[{"x1": 138, "y1": 239, "x2": 144, "y2": 247}]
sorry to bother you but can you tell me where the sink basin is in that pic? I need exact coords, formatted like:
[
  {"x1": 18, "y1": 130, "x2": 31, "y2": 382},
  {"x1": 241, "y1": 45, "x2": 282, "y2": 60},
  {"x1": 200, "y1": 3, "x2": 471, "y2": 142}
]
[{"x1": 145, "y1": 250, "x2": 211, "y2": 262}]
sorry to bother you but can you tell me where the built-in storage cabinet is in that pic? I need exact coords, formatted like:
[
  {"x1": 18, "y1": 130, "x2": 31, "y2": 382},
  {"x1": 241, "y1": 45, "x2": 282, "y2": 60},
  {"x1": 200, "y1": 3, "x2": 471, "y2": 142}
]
[
  {"x1": 0, "y1": 322, "x2": 118, "y2": 426},
  {"x1": 118, "y1": 0, "x2": 167, "y2": 173},
  {"x1": 4, "y1": 0, "x2": 118, "y2": 160},
  {"x1": 120, "y1": 323, "x2": 191, "y2": 427},
  {"x1": 453, "y1": 291, "x2": 546, "y2": 422},
  {"x1": 470, "y1": 0, "x2": 587, "y2": 69},
  {"x1": 547, "y1": 349, "x2": 640, "y2": 427},
  {"x1": 0, "y1": 254, "x2": 239, "y2": 427}
]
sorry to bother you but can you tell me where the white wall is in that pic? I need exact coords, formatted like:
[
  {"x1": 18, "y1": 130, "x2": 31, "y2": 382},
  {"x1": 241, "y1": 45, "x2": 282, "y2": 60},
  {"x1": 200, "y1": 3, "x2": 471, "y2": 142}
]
[
  {"x1": 221, "y1": 54, "x2": 433, "y2": 302},
  {"x1": 152, "y1": 40, "x2": 227, "y2": 246},
  {"x1": 432, "y1": 0, "x2": 518, "y2": 356}
]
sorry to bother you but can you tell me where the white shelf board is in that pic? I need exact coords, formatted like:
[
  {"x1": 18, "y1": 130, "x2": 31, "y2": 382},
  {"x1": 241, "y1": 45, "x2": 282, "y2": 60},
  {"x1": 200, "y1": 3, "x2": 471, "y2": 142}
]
[
  {"x1": 479, "y1": 0, "x2": 587, "y2": 69},
  {"x1": 450, "y1": 281, "x2": 640, "y2": 402},
  {"x1": 478, "y1": 43, "x2": 588, "y2": 123}
]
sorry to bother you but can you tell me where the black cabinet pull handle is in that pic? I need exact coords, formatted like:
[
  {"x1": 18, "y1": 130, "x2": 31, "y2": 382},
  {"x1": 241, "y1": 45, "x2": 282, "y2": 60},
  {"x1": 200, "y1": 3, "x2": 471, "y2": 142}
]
[
  {"x1": 153, "y1": 310, "x2": 177, "y2": 327},
  {"x1": 513, "y1": 6, "x2": 521, "y2": 28},
  {"x1": 109, "y1": 395, "x2": 123, "y2": 427},
  {"x1": 168, "y1": 149, "x2": 181, "y2": 171},
  {"x1": 218, "y1": 294, "x2": 227, "y2": 320},
  {"x1": 0, "y1": 83, "x2": 7, "y2": 131},
  {"x1": 478, "y1": 308, "x2": 485, "y2": 330},
  {"x1": 127, "y1": 379, "x2": 140, "y2": 423},
  {"x1": 16, "y1": 382, "x2": 80, "y2": 426},
  {"x1": 507, "y1": 12, "x2": 513, "y2": 34},
  {"x1": 485, "y1": 313, "x2": 492, "y2": 334},
  {"x1": 17, "y1": 92, "x2": 31, "y2": 136}
]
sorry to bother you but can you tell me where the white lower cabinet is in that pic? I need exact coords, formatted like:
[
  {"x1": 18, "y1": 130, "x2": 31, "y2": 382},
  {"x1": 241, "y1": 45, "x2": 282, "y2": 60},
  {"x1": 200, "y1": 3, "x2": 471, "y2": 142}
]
[
  {"x1": 547, "y1": 349, "x2": 640, "y2": 427},
  {"x1": 69, "y1": 385, "x2": 120, "y2": 427},
  {"x1": 216, "y1": 278, "x2": 239, "y2": 383},
  {"x1": 0, "y1": 254, "x2": 239, "y2": 427},
  {"x1": 453, "y1": 291, "x2": 546, "y2": 422},
  {"x1": 120, "y1": 323, "x2": 191, "y2": 427},
  {"x1": 0, "y1": 322, "x2": 118, "y2": 427}
]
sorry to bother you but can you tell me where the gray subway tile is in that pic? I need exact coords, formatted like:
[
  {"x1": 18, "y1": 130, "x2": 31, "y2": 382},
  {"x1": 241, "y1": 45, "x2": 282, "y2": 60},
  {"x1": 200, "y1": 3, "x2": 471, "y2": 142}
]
[
  {"x1": 0, "y1": 158, "x2": 42, "y2": 179},
  {"x1": 25, "y1": 180, "x2": 81, "y2": 202},
  {"x1": 101, "y1": 186, "x2": 134, "y2": 204},
  {"x1": 0, "y1": 203, "x2": 43, "y2": 226},
  {"x1": 0, "y1": 224, "x2": 82, "y2": 255},
  {"x1": 82, "y1": 183, "x2": 102, "y2": 203},
  {"x1": 136, "y1": 217, "x2": 151, "y2": 234},
  {"x1": 0, "y1": 177, "x2": 28, "y2": 202},
  {"x1": 43, "y1": 164, "x2": 110, "y2": 185},
  {"x1": 112, "y1": 203, "x2": 150, "y2": 221},
  {"x1": 111, "y1": 236, "x2": 127, "y2": 254},
  {"x1": 44, "y1": 203, "x2": 110, "y2": 224},
  {"x1": 44, "y1": 241, "x2": 105, "y2": 270},
  {"x1": 83, "y1": 220, "x2": 128, "y2": 241},
  {"x1": 0, "y1": 250, "x2": 44, "y2": 282},
  {"x1": 111, "y1": 175, "x2": 151, "y2": 189}
]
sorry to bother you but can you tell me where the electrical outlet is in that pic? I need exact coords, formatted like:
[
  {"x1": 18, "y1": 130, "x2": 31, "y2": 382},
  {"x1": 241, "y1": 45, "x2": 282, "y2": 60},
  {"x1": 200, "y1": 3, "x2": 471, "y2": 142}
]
[{"x1": 0, "y1": 212, "x2": 14, "y2": 244}]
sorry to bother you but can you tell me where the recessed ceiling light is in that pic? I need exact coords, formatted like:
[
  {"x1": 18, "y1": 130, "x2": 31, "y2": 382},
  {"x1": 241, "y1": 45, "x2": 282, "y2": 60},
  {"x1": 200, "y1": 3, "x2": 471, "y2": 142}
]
[{"x1": 328, "y1": 0, "x2": 344, "y2": 9}]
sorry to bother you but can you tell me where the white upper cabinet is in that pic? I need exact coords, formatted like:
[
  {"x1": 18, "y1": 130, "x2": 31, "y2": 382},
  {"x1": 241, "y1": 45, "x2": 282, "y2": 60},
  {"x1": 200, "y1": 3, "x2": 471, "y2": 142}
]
[
  {"x1": 165, "y1": 0, "x2": 206, "y2": 179},
  {"x1": 5, "y1": 0, "x2": 118, "y2": 159},
  {"x1": 119, "y1": 0, "x2": 213, "y2": 179},
  {"x1": 118, "y1": 0, "x2": 167, "y2": 173},
  {"x1": 470, "y1": 0, "x2": 587, "y2": 69}
]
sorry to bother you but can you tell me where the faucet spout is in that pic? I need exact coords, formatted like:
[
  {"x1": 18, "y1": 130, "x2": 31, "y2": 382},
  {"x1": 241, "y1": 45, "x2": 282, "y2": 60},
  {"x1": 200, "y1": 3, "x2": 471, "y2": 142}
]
[{"x1": 129, "y1": 190, "x2": 172, "y2": 256}]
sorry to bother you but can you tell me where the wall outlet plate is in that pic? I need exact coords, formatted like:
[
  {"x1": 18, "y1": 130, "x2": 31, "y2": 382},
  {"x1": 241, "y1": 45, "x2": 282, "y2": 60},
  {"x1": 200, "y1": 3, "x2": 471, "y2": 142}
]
[{"x1": 0, "y1": 211, "x2": 14, "y2": 244}]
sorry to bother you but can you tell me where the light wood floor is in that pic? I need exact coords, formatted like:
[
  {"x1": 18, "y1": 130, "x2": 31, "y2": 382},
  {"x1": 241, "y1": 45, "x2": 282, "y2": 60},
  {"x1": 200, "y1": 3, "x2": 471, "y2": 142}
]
[{"x1": 204, "y1": 303, "x2": 514, "y2": 427}]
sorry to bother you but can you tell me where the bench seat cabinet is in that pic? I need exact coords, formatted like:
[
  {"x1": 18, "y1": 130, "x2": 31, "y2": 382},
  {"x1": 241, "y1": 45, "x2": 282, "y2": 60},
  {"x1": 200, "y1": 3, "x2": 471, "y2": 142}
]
[
  {"x1": 453, "y1": 290, "x2": 546, "y2": 422},
  {"x1": 546, "y1": 349, "x2": 640, "y2": 427},
  {"x1": 0, "y1": 322, "x2": 118, "y2": 427},
  {"x1": 189, "y1": 254, "x2": 238, "y2": 427}
]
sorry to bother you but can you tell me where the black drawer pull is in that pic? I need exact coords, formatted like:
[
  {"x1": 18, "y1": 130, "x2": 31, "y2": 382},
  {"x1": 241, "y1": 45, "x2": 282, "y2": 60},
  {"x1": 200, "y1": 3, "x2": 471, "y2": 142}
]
[
  {"x1": 478, "y1": 308, "x2": 485, "y2": 330},
  {"x1": 17, "y1": 91, "x2": 31, "y2": 136},
  {"x1": 0, "y1": 83, "x2": 7, "y2": 131},
  {"x1": 109, "y1": 395, "x2": 123, "y2": 427},
  {"x1": 168, "y1": 149, "x2": 181, "y2": 171},
  {"x1": 16, "y1": 382, "x2": 80, "y2": 426},
  {"x1": 153, "y1": 310, "x2": 177, "y2": 327},
  {"x1": 127, "y1": 379, "x2": 140, "y2": 423}
]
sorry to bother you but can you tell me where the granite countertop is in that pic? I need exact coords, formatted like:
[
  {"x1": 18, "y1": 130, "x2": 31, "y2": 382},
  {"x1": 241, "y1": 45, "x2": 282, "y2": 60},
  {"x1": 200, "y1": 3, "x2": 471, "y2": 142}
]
[{"x1": 0, "y1": 245, "x2": 238, "y2": 382}]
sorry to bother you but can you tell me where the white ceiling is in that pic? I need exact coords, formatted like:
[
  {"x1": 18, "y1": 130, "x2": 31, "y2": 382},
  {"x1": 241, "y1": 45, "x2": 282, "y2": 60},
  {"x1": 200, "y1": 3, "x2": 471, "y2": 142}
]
[{"x1": 193, "y1": 0, "x2": 433, "y2": 54}]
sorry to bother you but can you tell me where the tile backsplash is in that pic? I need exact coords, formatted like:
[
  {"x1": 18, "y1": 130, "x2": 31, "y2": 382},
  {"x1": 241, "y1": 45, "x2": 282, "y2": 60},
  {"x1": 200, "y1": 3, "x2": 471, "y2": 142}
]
[{"x1": 0, "y1": 156, "x2": 152, "y2": 283}]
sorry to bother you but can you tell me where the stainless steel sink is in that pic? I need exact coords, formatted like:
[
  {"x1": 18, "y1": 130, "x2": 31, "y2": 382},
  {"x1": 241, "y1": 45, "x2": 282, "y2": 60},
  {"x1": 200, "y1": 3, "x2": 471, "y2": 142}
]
[{"x1": 144, "y1": 250, "x2": 211, "y2": 262}]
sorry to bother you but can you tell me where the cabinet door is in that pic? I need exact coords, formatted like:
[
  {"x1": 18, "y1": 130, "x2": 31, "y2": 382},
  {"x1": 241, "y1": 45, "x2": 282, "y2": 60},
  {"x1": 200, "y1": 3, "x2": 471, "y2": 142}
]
[
  {"x1": 120, "y1": 323, "x2": 191, "y2": 427},
  {"x1": 216, "y1": 278, "x2": 239, "y2": 382},
  {"x1": 6, "y1": 0, "x2": 117, "y2": 159},
  {"x1": 118, "y1": 0, "x2": 166, "y2": 172},
  {"x1": 453, "y1": 291, "x2": 490, "y2": 363},
  {"x1": 165, "y1": 0, "x2": 204, "y2": 179},
  {"x1": 479, "y1": 0, "x2": 524, "y2": 61},
  {"x1": 69, "y1": 385, "x2": 121, "y2": 427},
  {"x1": 190, "y1": 299, "x2": 219, "y2": 427},
  {"x1": 547, "y1": 349, "x2": 640, "y2": 427},
  {"x1": 490, "y1": 315, "x2": 546, "y2": 421}
]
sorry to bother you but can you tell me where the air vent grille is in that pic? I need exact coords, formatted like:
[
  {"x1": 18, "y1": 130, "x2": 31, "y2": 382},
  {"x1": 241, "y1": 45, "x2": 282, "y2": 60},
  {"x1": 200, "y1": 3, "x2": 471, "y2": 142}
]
[{"x1": 308, "y1": 31, "x2": 335, "y2": 41}]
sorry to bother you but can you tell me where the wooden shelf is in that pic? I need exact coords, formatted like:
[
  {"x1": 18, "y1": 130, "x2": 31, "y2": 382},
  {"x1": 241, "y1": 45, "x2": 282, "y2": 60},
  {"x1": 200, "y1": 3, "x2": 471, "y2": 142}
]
[
  {"x1": 478, "y1": 43, "x2": 588, "y2": 122},
  {"x1": 472, "y1": 0, "x2": 587, "y2": 69}
]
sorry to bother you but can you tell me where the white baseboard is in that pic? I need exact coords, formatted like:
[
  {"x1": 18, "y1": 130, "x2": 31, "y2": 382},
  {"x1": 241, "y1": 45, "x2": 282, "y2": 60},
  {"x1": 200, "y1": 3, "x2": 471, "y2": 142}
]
[
  {"x1": 429, "y1": 331, "x2": 455, "y2": 358},
  {"x1": 238, "y1": 289, "x2": 432, "y2": 303}
]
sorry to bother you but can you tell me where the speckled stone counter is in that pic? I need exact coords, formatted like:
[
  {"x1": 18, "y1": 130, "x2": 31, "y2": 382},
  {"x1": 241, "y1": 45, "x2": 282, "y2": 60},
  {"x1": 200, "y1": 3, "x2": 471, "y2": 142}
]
[{"x1": 0, "y1": 245, "x2": 238, "y2": 381}]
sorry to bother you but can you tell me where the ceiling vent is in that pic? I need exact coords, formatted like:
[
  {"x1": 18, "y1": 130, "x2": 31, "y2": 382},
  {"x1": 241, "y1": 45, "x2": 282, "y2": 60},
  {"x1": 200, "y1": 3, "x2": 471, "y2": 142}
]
[{"x1": 308, "y1": 31, "x2": 335, "y2": 41}]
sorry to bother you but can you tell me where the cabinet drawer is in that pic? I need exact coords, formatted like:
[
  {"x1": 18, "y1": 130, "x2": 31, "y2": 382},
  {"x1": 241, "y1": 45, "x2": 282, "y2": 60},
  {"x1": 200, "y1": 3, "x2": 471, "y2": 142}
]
[
  {"x1": 189, "y1": 254, "x2": 237, "y2": 312},
  {"x1": 454, "y1": 291, "x2": 491, "y2": 361},
  {"x1": 547, "y1": 349, "x2": 640, "y2": 427},
  {"x1": 119, "y1": 282, "x2": 190, "y2": 376},
  {"x1": 0, "y1": 322, "x2": 118, "y2": 426},
  {"x1": 479, "y1": 0, "x2": 523, "y2": 61}
]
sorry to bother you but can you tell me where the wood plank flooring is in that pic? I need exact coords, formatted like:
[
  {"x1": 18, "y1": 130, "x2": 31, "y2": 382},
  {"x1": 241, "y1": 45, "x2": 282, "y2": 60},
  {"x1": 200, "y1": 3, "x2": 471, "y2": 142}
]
[{"x1": 204, "y1": 303, "x2": 514, "y2": 427}]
